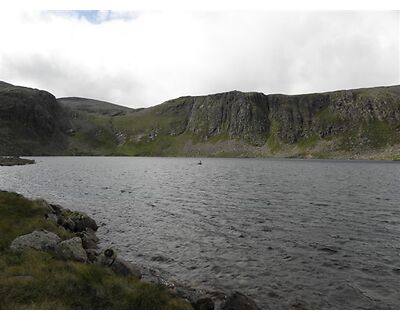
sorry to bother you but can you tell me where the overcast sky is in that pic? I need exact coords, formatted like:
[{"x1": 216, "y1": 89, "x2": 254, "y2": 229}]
[{"x1": 0, "y1": 10, "x2": 398, "y2": 108}]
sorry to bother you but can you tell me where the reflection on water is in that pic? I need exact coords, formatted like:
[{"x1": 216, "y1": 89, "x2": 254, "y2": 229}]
[{"x1": 1, "y1": 157, "x2": 400, "y2": 309}]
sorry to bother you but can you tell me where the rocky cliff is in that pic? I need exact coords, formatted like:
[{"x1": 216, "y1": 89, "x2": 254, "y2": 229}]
[
  {"x1": 0, "y1": 81, "x2": 70, "y2": 155},
  {"x1": 0, "y1": 80, "x2": 399, "y2": 159}
]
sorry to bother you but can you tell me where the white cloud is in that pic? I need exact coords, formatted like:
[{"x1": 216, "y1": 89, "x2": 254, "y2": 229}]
[{"x1": 0, "y1": 10, "x2": 398, "y2": 108}]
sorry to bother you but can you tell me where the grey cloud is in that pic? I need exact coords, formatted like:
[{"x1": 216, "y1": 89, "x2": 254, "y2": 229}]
[
  {"x1": 1, "y1": 54, "x2": 146, "y2": 107},
  {"x1": 0, "y1": 11, "x2": 398, "y2": 107}
]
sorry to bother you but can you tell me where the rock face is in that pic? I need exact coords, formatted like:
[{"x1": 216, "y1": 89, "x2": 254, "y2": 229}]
[
  {"x1": 176, "y1": 86, "x2": 400, "y2": 146},
  {"x1": 10, "y1": 230, "x2": 61, "y2": 252},
  {"x1": 61, "y1": 84, "x2": 400, "y2": 158},
  {"x1": 55, "y1": 237, "x2": 88, "y2": 262},
  {"x1": 0, "y1": 81, "x2": 71, "y2": 155}
]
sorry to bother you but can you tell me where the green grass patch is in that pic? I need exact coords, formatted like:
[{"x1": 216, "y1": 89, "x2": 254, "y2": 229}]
[
  {"x1": 112, "y1": 133, "x2": 193, "y2": 156},
  {"x1": 266, "y1": 120, "x2": 282, "y2": 153},
  {"x1": 0, "y1": 192, "x2": 72, "y2": 250},
  {"x1": 297, "y1": 134, "x2": 321, "y2": 151},
  {"x1": 0, "y1": 249, "x2": 190, "y2": 309},
  {"x1": 337, "y1": 120, "x2": 400, "y2": 151},
  {"x1": 112, "y1": 106, "x2": 188, "y2": 136}
]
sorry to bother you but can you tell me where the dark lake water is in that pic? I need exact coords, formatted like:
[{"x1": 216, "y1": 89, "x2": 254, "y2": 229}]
[{"x1": 1, "y1": 157, "x2": 400, "y2": 309}]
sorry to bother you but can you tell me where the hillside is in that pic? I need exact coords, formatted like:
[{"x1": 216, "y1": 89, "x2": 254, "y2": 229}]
[
  {"x1": 0, "y1": 81, "x2": 70, "y2": 155},
  {"x1": 1, "y1": 80, "x2": 400, "y2": 159}
]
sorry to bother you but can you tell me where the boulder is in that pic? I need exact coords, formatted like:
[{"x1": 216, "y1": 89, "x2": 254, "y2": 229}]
[
  {"x1": 55, "y1": 237, "x2": 88, "y2": 262},
  {"x1": 48, "y1": 204, "x2": 98, "y2": 232},
  {"x1": 99, "y1": 248, "x2": 117, "y2": 265},
  {"x1": 10, "y1": 230, "x2": 61, "y2": 252},
  {"x1": 72, "y1": 218, "x2": 86, "y2": 232},
  {"x1": 62, "y1": 218, "x2": 76, "y2": 232},
  {"x1": 192, "y1": 297, "x2": 215, "y2": 310},
  {"x1": 85, "y1": 249, "x2": 100, "y2": 263},
  {"x1": 64, "y1": 212, "x2": 98, "y2": 232},
  {"x1": 221, "y1": 291, "x2": 259, "y2": 310},
  {"x1": 37, "y1": 199, "x2": 60, "y2": 224},
  {"x1": 98, "y1": 249, "x2": 141, "y2": 278},
  {"x1": 56, "y1": 214, "x2": 66, "y2": 226},
  {"x1": 190, "y1": 291, "x2": 226, "y2": 310},
  {"x1": 81, "y1": 214, "x2": 98, "y2": 231},
  {"x1": 49, "y1": 204, "x2": 67, "y2": 216},
  {"x1": 45, "y1": 212, "x2": 59, "y2": 224},
  {"x1": 110, "y1": 257, "x2": 142, "y2": 278},
  {"x1": 80, "y1": 229, "x2": 99, "y2": 250}
]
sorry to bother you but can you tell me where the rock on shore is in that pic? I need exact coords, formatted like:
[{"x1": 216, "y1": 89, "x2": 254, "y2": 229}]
[{"x1": 10, "y1": 230, "x2": 60, "y2": 251}]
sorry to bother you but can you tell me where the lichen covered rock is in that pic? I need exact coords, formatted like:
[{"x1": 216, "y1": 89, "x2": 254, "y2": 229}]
[
  {"x1": 55, "y1": 237, "x2": 88, "y2": 262},
  {"x1": 10, "y1": 230, "x2": 61, "y2": 252}
]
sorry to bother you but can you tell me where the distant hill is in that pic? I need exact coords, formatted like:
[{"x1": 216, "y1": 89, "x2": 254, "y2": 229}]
[
  {"x1": 1, "y1": 80, "x2": 400, "y2": 159},
  {"x1": 58, "y1": 97, "x2": 138, "y2": 116}
]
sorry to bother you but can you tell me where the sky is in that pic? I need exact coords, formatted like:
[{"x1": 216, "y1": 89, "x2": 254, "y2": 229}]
[{"x1": 0, "y1": 10, "x2": 398, "y2": 108}]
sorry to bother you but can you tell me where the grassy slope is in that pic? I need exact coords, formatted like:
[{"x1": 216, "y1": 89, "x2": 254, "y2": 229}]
[
  {"x1": 0, "y1": 191, "x2": 191, "y2": 309},
  {"x1": 68, "y1": 99, "x2": 195, "y2": 156}
]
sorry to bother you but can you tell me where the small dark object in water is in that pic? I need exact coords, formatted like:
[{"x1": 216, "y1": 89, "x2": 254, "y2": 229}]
[
  {"x1": 198, "y1": 160, "x2": 202, "y2": 165},
  {"x1": 104, "y1": 248, "x2": 115, "y2": 258}
]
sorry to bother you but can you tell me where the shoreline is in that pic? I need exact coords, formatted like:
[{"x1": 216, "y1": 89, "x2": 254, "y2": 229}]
[
  {"x1": 46, "y1": 198, "x2": 260, "y2": 309},
  {"x1": 3, "y1": 154, "x2": 400, "y2": 163},
  {"x1": 0, "y1": 190, "x2": 259, "y2": 310}
]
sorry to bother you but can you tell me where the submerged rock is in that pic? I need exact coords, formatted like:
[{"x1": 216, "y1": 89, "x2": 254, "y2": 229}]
[
  {"x1": 10, "y1": 230, "x2": 61, "y2": 252},
  {"x1": 98, "y1": 248, "x2": 141, "y2": 278},
  {"x1": 192, "y1": 296, "x2": 215, "y2": 310},
  {"x1": 221, "y1": 291, "x2": 260, "y2": 310},
  {"x1": 110, "y1": 257, "x2": 142, "y2": 278},
  {"x1": 55, "y1": 237, "x2": 88, "y2": 262}
]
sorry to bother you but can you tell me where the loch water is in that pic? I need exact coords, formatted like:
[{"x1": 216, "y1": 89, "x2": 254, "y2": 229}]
[{"x1": 1, "y1": 157, "x2": 400, "y2": 309}]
